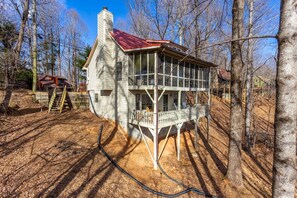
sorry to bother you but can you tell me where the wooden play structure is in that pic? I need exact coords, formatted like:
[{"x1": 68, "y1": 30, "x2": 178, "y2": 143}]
[{"x1": 48, "y1": 86, "x2": 73, "y2": 113}]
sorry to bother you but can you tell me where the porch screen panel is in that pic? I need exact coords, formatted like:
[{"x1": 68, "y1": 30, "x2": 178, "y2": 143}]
[
  {"x1": 158, "y1": 54, "x2": 164, "y2": 86},
  {"x1": 128, "y1": 54, "x2": 134, "y2": 85},
  {"x1": 165, "y1": 56, "x2": 171, "y2": 86},
  {"x1": 195, "y1": 65, "x2": 198, "y2": 88},
  {"x1": 135, "y1": 53, "x2": 141, "y2": 85},
  {"x1": 199, "y1": 67, "x2": 203, "y2": 89},
  {"x1": 185, "y1": 62, "x2": 190, "y2": 87},
  {"x1": 141, "y1": 53, "x2": 148, "y2": 85},
  {"x1": 148, "y1": 52, "x2": 154, "y2": 85},
  {"x1": 172, "y1": 58, "x2": 178, "y2": 87},
  {"x1": 179, "y1": 61, "x2": 184, "y2": 87},
  {"x1": 201, "y1": 68, "x2": 205, "y2": 89},
  {"x1": 190, "y1": 64, "x2": 195, "y2": 88},
  {"x1": 205, "y1": 68, "x2": 210, "y2": 89}
]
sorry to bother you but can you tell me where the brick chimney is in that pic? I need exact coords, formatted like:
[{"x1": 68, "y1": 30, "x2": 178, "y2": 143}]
[{"x1": 97, "y1": 7, "x2": 113, "y2": 44}]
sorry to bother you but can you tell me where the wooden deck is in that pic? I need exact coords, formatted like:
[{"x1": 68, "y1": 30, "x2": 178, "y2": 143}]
[{"x1": 129, "y1": 105, "x2": 208, "y2": 128}]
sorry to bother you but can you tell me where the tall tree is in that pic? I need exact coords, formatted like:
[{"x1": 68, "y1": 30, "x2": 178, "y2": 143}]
[
  {"x1": 32, "y1": 0, "x2": 37, "y2": 93},
  {"x1": 226, "y1": 0, "x2": 244, "y2": 186},
  {"x1": 76, "y1": 45, "x2": 91, "y2": 82},
  {"x1": 1, "y1": 0, "x2": 30, "y2": 114},
  {"x1": 244, "y1": 0, "x2": 254, "y2": 150},
  {"x1": 272, "y1": 0, "x2": 297, "y2": 197}
]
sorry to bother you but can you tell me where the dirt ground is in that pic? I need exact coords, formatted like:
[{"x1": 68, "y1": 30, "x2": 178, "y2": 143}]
[{"x1": 0, "y1": 89, "x2": 294, "y2": 197}]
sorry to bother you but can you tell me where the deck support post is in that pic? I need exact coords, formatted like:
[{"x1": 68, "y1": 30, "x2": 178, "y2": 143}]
[
  {"x1": 207, "y1": 68, "x2": 211, "y2": 142},
  {"x1": 178, "y1": 90, "x2": 181, "y2": 110},
  {"x1": 176, "y1": 123, "x2": 183, "y2": 161},
  {"x1": 194, "y1": 119, "x2": 198, "y2": 150},
  {"x1": 195, "y1": 91, "x2": 198, "y2": 104},
  {"x1": 177, "y1": 128, "x2": 180, "y2": 161},
  {"x1": 153, "y1": 51, "x2": 159, "y2": 170}
]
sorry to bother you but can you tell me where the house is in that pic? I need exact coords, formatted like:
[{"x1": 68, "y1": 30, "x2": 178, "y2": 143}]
[
  {"x1": 253, "y1": 75, "x2": 275, "y2": 89},
  {"x1": 84, "y1": 7, "x2": 217, "y2": 169},
  {"x1": 212, "y1": 68, "x2": 230, "y2": 99},
  {"x1": 217, "y1": 68, "x2": 231, "y2": 86},
  {"x1": 37, "y1": 74, "x2": 72, "y2": 91}
]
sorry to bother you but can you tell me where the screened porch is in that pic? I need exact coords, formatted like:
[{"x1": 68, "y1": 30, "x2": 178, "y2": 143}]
[{"x1": 128, "y1": 52, "x2": 210, "y2": 91}]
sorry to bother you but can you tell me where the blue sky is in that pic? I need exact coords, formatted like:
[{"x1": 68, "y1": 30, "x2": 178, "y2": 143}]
[
  {"x1": 66, "y1": 0, "x2": 281, "y2": 51},
  {"x1": 66, "y1": 0, "x2": 128, "y2": 45}
]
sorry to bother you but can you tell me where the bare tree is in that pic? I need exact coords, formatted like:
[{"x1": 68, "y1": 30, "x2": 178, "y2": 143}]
[
  {"x1": 1, "y1": 0, "x2": 30, "y2": 114},
  {"x1": 226, "y1": 0, "x2": 244, "y2": 186},
  {"x1": 244, "y1": 0, "x2": 254, "y2": 150},
  {"x1": 32, "y1": 0, "x2": 37, "y2": 93},
  {"x1": 272, "y1": 0, "x2": 297, "y2": 196}
]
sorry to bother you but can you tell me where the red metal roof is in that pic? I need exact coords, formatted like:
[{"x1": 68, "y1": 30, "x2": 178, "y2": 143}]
[
  {"x1": 218, "y1": 68, "x2": 231, "y2": 81},
  {"x1": 84, "y1": 29, "x2": 217, "y2": 68},
  {"x1": 110, "y1": 29, "x2": 161, "y2": 50}
]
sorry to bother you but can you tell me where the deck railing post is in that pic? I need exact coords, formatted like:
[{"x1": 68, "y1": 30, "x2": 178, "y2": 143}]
[{"x1": 177, "y1": 126, "x2": 181, "y2": 161}]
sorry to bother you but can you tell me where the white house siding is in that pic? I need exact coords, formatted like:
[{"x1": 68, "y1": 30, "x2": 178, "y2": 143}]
[{"x1": 87, "y1": 8, "x2": 139, "y2": 137}]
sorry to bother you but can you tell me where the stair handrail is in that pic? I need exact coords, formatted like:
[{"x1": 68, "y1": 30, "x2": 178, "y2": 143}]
[
  {"x1": 48, "y1": 87, "x2": 56, "y2": 112},
  {"x1": 59, "y1": 86, "x2": 67, "y2": 113}
]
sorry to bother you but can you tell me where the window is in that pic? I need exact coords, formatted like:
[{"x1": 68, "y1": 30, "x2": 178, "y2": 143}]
[
  {"x1": 116, "y1": 62, "x2": 122, "y2": 81},
  {"x1": 163, "y1": 95, "x2": 168, "y2": 111},
  {"x1": 142, "y1": 94, "x2": 153, "y2": 111},
  {"x1": 136, "y1": 94, "x2": 140, "y2": 110},
  {"x1": 95, "y1": 93, "x2": 98, "y2": 103}
]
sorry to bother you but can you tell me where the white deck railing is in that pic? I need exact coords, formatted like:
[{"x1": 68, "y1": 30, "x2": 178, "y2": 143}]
[{"x1": 129, "y1": 105, "x2": 208, "y2": 128}]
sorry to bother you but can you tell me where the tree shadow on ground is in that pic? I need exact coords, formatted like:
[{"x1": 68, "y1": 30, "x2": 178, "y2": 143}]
[
  {"x1": 197, "y1": 127, "x2": 227, "y2": 175},
  {"x1": 9, "y1": 108, "x2": 46, "y2": 116},
  {"x1": 186, "y1": 131, "x2": 224, "y2": 197},
  {"x1": 40, "y1": 123, "x2": 141, "y2": 198},
  {"x1": 182, "y1": 132, "x2": 211, "y2": 195}
]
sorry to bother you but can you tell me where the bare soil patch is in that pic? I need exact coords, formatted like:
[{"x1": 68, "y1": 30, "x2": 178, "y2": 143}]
[{"x1": 0, "y1": 90, "x2": 294, "y2": 197}]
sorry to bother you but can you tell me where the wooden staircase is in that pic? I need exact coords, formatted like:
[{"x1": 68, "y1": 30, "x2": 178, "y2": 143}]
[{"x1": 48, "y1": 86, "x2": 73, "y2": 113}]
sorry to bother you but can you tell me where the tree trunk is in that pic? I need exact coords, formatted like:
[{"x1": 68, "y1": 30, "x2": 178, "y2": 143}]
[
  {"x1": 57, "y1": 35, "x2": 61, "y2": 76},
  {"x1": 272, "y1": 0, "x2": 297, "y2": 197},
  {"x1": 44, "y1": 28, "x2": 49, "y2": 74},
  {"x1": 72, "y1": 33, "x2": 77, "y2": 91},
  {"x1": 13, "y1": 0, "x2": 29, "y2": 68},
  {"x1": 226, "y1": 0, "x2": 244, "y2": 187},
  {"x1": 32, "y1": 0, "x2": 37, "y2": 93},
  {"x1": 1, "y1": 0, "x2": 30, "y2": 114},
  {"x1": 50, "y1": 28, "x2": 55, "y2": 76},
  {"x1": 244, "y1": 0, "x2": 254, "y2": 150},
  {"x1": 68, "y1": 36, "x2": 71, "y2": 84}
]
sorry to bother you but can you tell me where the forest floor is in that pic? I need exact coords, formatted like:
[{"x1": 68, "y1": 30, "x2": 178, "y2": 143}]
[{"x1": 0, "y1": 89, "x2": 295, "y2": 198}]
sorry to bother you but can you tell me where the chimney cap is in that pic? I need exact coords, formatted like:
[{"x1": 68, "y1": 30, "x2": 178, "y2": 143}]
[{"x1": 102, "y1": 6, "x2": 108, "y2": 10}]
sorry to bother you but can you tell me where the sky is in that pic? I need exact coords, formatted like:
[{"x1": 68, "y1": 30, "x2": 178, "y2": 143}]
[
  {"x1": 66, "y1": 0, "x2": 128, "y2": 45},
  {"x1": 66, "y1": 0, "x2": 281, "y2": 62}
]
